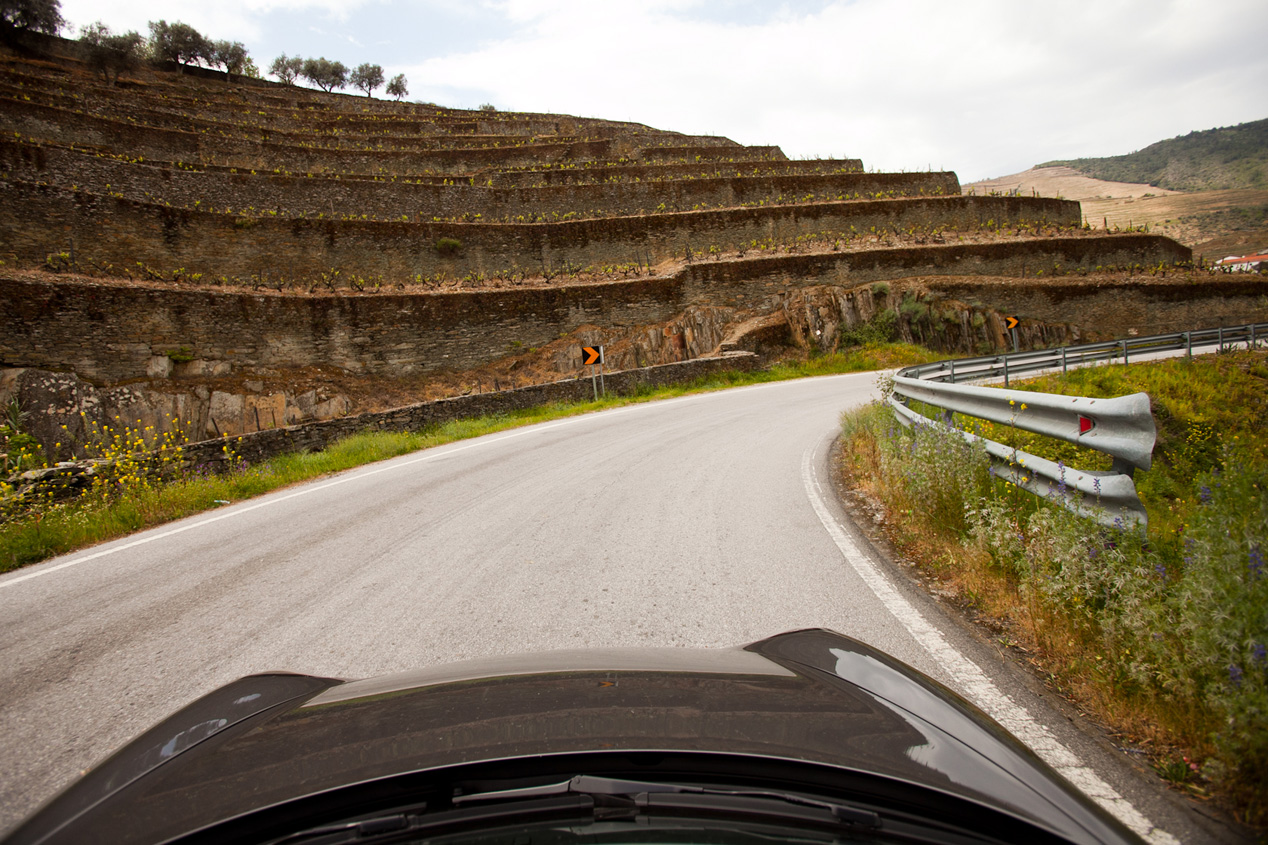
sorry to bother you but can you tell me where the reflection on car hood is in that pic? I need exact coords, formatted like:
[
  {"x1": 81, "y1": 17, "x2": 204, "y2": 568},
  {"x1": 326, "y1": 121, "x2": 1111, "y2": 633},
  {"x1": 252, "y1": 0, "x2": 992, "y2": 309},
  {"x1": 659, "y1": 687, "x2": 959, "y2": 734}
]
[{"x1": 5, "y1": 629, "x2": 1139, "y2": 845}]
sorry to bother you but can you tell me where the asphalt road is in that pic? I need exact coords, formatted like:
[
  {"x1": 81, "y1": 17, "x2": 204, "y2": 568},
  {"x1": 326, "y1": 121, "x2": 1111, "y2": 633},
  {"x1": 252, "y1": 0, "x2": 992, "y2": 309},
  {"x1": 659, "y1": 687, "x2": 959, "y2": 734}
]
[{"x1": 0, "y1": 372, "x2": 1241, "y2": 842}]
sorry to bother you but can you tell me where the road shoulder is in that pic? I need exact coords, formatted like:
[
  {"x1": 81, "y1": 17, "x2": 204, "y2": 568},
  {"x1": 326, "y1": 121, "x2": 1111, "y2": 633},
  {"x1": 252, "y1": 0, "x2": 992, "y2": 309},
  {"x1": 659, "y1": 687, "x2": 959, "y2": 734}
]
[{"x1": 823, "y1": 436, "x2": 1254, "y2": 844}]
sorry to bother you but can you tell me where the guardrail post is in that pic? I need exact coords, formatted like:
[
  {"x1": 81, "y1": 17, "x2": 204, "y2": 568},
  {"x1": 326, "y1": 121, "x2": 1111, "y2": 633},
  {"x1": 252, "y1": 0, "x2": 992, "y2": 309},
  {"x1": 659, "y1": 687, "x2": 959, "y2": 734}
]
[
  {"x1": 1121, "y1": 339, "x2": 1129, "y2": 366},
  {"x1": 1185, "y1": 332, "x2": 1192, "y2": 357},
  {"x1": 1003, "y1": 356, "x2": 1009, "y2": 387},
  {"x1": 1218, "y1": 326, "x2": 1224, "y2": 352},
  {"x1": 1061, "y1": 346, "x2": 1067, "y2": 375},
  {"x1": 1252, "y1": 324, "x2": 1257, "y2": 349},
  {"x1": 949, "y1": 360, "x2": 956, "y2": 382}
]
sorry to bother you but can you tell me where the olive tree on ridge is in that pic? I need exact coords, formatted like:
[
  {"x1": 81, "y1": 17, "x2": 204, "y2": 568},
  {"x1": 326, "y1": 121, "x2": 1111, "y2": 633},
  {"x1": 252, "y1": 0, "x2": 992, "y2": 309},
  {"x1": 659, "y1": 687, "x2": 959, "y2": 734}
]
[
  {"x1": 148, "y1": 19, "x2": 210, "y2": 71},
  {"x1": 301, "y1": 56, "x2": 347, "y2": 92},
  {"x1": 208, "y1": 39, "x2": 249, "y2": 81},
  {"x1": 350, "y1": 62, "x2": 383, "y2": 96},
  {"x1": 0, "y1": 0, "x2": 64, "y2": 38},
  {"x1": 79, "y1": 21, "x2": 143, "y2": 83},
  {"x1": 270, "y1": 53, "x2": 303, "y2": 85},
  {"x1": 385, "y1": 73, "x2": 408, "y2": 100}
]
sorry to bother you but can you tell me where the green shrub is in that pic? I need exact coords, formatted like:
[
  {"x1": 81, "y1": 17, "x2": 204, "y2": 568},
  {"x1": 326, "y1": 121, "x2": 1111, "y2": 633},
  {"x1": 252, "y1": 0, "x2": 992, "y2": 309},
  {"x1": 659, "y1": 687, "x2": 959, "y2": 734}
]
[
  {"x1": 434, "y1": 237, "x2": 462, "y2": 256},
  {"x1": 1, "y1": 398, "x2": 44, "y2": 475},
  {"x1": 839, "y1": 309, "x2": 898, "y2": 347},
  {"x1": 899, "y1": 295, "x2": 929, "y2": 323}
]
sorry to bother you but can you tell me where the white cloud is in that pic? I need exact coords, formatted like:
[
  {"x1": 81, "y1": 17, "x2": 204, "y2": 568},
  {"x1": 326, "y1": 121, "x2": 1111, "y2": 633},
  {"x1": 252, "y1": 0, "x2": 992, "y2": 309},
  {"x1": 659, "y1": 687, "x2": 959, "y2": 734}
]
[{"x1": 427, "y1": 1, "x2": 1264, "y2": 179}]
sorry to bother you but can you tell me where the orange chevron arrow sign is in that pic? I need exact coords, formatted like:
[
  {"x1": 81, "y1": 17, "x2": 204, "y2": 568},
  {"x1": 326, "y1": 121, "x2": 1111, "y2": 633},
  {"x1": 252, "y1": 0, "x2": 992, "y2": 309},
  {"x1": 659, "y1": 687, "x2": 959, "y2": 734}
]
[
  {"x1": 1004, "y1": 316, "x2": 1020, "y2": 330},
  {"x1": 582, "y1": 346, "x2": 604, "y2": 366}
]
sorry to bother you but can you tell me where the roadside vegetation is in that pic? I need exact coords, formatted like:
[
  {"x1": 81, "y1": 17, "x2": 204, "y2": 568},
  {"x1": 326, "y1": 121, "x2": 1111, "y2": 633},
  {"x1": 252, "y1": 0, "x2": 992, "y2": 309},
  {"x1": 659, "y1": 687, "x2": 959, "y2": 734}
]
[
  {"x1": 0, "y1": 342, "x2": 938, "y2": 574},
  {"x1": 839, "y1": 349, "x2": 1268, "y2": 825}
]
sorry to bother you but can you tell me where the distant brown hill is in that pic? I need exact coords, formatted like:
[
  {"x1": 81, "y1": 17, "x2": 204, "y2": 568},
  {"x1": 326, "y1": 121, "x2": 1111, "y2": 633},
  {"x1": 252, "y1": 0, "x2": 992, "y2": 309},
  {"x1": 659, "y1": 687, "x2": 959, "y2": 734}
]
[{"x1": 966, "y1": 166, "x2": 1268, "y2": 261}]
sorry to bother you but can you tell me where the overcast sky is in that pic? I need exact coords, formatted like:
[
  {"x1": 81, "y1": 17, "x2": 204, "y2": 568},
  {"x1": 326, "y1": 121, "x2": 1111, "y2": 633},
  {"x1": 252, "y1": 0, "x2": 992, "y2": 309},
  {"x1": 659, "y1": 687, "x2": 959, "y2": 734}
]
[{"x1": 56, "y1": 0, "x2": 1268, "y2": 182}]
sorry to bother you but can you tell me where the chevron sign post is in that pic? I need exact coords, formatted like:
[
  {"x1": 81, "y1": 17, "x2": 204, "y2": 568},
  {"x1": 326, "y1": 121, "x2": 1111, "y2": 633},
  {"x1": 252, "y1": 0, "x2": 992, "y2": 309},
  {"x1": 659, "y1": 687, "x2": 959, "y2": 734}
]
[{"x1": 582, "y1": 346, "x2": 605, "y2": 399}]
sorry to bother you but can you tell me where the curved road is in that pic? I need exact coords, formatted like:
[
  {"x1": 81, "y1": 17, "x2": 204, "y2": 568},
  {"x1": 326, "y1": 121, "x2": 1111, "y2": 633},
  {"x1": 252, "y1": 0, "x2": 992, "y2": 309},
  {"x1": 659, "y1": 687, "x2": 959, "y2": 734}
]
[{"x1": 0, "y1": 373, "x2": 1232, "y2": 842}]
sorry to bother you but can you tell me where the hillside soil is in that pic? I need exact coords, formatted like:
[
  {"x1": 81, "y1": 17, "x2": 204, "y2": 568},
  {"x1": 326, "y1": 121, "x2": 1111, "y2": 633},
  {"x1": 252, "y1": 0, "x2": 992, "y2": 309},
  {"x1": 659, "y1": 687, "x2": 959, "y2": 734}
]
[{"x1": 967, "y1": 166, "x2": 1268, "y2": 260}]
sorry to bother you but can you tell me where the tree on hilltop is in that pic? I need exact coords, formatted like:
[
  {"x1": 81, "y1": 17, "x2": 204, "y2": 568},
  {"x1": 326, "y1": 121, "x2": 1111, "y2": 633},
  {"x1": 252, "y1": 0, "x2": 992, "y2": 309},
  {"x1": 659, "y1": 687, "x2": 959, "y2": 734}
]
[
  {"x1": 301, "y1": 57, "x2": 347, "y2": 92},
  {"x1": 270, "y1": 53, "x2": 303, "y2": 85},
  {"x1": 385, "y1": 73, "x2": 408, "y2": 101},
  {"x1": 1, "y1": 0, "x2": 64, "y2": 37},
  {"x1": 79, "y1": 21, "x2": 143, "y2": 84},
  {"x1": 148, "y1": 20, "x2": 210, "y2": 71},
  {"x1": 350, "y1": 62, "x2": 383, "y2": 97},
  {"x1": 209, "y1": 39, "x2": 249, "y2": 81}
]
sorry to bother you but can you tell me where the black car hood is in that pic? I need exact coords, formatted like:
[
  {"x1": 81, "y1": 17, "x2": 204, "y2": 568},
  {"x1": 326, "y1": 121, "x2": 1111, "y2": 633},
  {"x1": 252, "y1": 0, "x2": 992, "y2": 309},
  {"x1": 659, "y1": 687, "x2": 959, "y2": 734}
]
[{"x1": 5, "y1": 629, "x2": 1140, "y2": 844}]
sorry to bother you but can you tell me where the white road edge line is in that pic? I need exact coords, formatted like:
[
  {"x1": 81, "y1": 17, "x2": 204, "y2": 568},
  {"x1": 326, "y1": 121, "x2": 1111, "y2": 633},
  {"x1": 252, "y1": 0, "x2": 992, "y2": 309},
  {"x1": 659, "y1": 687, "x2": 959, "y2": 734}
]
[
  {"x1": 0, "y1": 374, "x2": 848, "y2": 591},
  {"x1": 800, "y1": 438, "x2": 1179, "y2": 845}
]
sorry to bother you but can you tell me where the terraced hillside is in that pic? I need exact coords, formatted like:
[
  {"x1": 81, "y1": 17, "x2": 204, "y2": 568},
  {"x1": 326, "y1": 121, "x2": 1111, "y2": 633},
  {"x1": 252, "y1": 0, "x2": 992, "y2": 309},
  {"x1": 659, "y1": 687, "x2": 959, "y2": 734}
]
[{"x1": 2, "y1": 38, "x2": 1250, "y2": 446}]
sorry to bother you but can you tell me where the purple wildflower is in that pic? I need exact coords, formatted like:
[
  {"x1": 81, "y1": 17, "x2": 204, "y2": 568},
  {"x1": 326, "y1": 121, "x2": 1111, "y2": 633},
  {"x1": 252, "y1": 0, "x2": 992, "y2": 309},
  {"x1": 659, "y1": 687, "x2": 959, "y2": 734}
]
[
  {"x1": 1154, "y1": 563, "x2": 1167, "y2": 579},
  {"x1": 1228, "y1": 664, "x2": 1244, "y2": 686},
  {"x1": 1253, "y1": 643, "x2": 1266, "y2": 665},
  {"x1": 1250, "y1": 545, "x2": 1264, "y2": 579},
  {"x1": 1199, "y1": 485, "x2": 1212, "y2": 504}
]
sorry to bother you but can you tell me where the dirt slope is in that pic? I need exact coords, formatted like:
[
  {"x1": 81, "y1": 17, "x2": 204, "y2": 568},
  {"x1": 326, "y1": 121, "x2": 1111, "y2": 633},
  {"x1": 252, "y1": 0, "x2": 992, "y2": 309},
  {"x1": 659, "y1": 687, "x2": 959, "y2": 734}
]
[{"x1": 967, "y1": 166, "x2": 1268, "y2": 260}]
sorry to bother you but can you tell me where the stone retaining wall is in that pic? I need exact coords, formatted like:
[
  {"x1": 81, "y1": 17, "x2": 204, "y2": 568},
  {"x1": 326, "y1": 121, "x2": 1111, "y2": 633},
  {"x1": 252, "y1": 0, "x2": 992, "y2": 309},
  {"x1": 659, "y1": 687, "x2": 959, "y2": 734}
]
[
  {"x1": 0, "y1": 97, "x2": 629, "y2": 173},
  {"x1": 0, "y1": 141, "x2": 951, "y2": 220},
  {"x1": 0, "y1": 181, "x2": 1073, "y2": 282},
  {"x1": 487, "y1": 159, "x2": 865, "y2": 187},
  {"x1": 2, "y1": 352, "x2": 760, "y2": 500},
  {"x1": 183, "y1": 352, "x2": 759, "y2": 466},
  {"x1": 0, "y1": 235, "x2": 1213, "y2": 386}
]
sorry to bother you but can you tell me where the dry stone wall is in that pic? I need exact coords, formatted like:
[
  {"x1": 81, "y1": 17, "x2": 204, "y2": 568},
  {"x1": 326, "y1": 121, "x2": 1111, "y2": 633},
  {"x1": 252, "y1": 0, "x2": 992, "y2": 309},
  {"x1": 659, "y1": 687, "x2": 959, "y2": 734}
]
[
  {"x1": 0, "y1": 141, "x2": 955, "y2": 220},
  {"x1": 927, "y1": 275, "x2": 1268, "y2": 335},
  {"x1": 189, "y1": 352, "x2": 761, "y2": 467},
  {"x1": 0, "y1": 236, "x2": 1221, "y2": 388},
  {"x1": 0, "y1": 98, "x2": 634, "y2": 174},
  {"x1": 0, "y1": 272, "x2": 686, "y2": 383},
  {"x1": 2, "y1": 352, "x2": 760, "y2": 496},
  {"x1": 487, "y1": 159, "x2": 865, "y2": 187},
  {"x1": 0, "y1": 182, "x2": 1075, "y2": 282},
  {"x1": 678, "y1": 235, "x2": 1193, "y2": 308}
]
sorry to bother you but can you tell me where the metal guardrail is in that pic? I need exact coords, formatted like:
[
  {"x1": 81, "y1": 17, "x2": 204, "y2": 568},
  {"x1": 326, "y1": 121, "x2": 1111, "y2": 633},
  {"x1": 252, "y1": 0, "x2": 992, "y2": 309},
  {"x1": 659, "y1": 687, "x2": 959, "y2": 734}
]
[
  {"x1": 898, "y1": 323, "x2": 1267, "y2": 386},
  {"x1": 887, "y1": 322, "x2": 1267, "y2": 528}
]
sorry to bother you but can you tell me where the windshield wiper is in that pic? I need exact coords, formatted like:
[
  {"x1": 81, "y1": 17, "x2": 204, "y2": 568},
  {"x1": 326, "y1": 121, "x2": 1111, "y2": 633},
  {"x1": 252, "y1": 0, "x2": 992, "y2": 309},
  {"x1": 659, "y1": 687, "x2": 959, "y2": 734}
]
[
  {"x1": 272, "y1": 774, "x2": 881, "y2": 843},
  {"x1": 454, "y1": 773, "x2": 882, "y2": 829}
]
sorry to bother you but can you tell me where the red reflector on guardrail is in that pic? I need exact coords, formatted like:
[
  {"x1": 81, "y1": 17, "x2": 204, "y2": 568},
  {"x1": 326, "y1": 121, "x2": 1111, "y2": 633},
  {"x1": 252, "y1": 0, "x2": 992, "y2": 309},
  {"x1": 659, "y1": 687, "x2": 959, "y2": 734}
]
[{"x1": 1079, "y1": 415, "x2": 1094, "y2": 434}]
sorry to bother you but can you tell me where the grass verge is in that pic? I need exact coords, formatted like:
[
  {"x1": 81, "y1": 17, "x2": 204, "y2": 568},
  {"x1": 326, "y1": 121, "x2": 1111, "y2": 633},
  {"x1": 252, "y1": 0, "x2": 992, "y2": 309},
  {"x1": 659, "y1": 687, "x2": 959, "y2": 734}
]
[
  {"x1": 840, "y1": 349, "x2": 1268, "y2": 826},
  {"x1": 0, "y1": 343, "x2": 937, "y2": 574}
]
